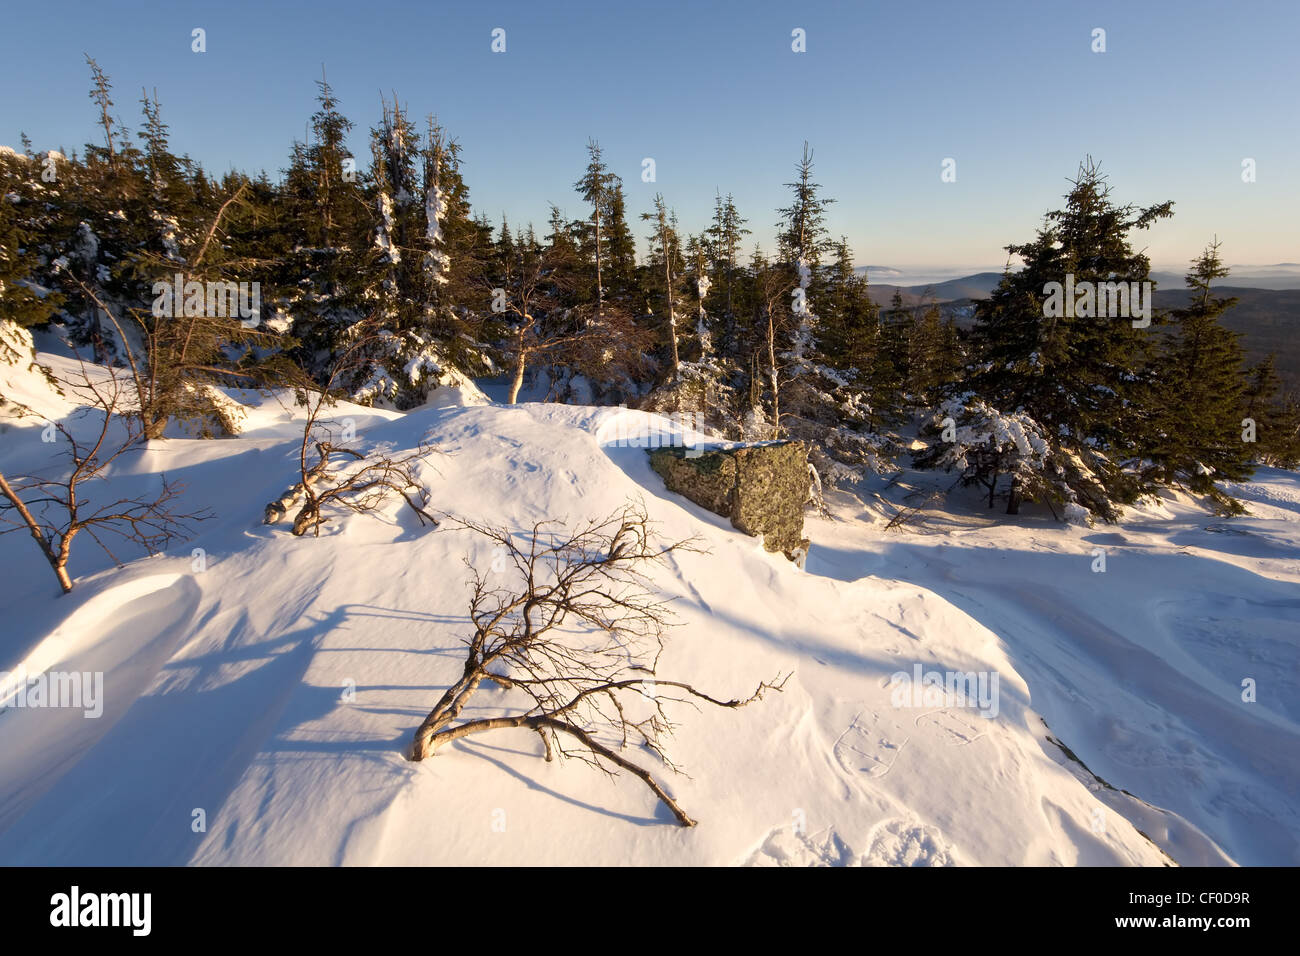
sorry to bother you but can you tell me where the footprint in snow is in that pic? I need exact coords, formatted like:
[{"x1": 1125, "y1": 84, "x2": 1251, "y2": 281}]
[
  {"x1": 833, "y1": 710, "x2": 910, "y2": 778},
  {"x1": 914, "y1": 709, "x2": 988, "y2": 746},
  {"x1": 744, "y1": 825, "x2": 857, "y2": 867},
  {"x1": 861, "y1": 818, "x2": 960, "y2": 866}
]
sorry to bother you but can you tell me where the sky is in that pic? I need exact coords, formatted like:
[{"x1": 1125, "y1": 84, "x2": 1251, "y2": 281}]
[{"x1": 2, "y1": 0, "x2": 1297, "y2": 276}]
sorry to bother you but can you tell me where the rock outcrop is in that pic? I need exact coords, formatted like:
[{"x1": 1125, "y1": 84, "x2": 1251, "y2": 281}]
[{"x1": 649, "y1": 441, "x2": 810, "y2": 560}]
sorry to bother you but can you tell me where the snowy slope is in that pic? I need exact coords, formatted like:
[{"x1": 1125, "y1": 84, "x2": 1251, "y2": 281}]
[{"x1": 1, "y1": 349, "x2": 1294, "y2": 865}]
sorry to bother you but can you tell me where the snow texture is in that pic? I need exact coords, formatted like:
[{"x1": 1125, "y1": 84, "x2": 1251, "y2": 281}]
[{"x1": 0, "y1": 345, "x2": 1295, "y2": 865}]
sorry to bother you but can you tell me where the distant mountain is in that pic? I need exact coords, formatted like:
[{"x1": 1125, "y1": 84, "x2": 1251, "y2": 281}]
[
  {"x1": 861, "y1": 266, "x2": 1300, "y2": 302},
  {"x1": 853, "y1": 270, "x2": 1300, "y2": 390},
  {"x1": 1157, "y1": 286, "x2": 1300, "y2": 390},
  {"x1": 1152, "y1": 267, "x2": 1300, "y2": 291},
  {"x1": 855, "y1": 270, "x2": 1004, "y2": 307}
]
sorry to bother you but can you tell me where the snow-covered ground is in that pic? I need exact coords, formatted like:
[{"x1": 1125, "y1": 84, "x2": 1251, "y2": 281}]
[{"x1": 1, "y1": 348, "x2": 1296, "y2": 866}]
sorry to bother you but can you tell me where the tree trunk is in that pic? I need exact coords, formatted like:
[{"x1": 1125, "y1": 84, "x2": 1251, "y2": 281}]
[
  {"x1": 0, "y1": 470, "x2": 73, "y2": 593},
  {"x1": 767, "y1": 310, "x2": 780, "y2": 432},
  {"x1": 410, "y1": 661, "x2": 488, "y2": 760},
  {"x1": 508, "y1": 335, "x2": 527, "y2": 405},
  {"x1": 1006, "y1": 475, "x2": 1021, "y2": 515},
  {"x1": 664, "y1": 251, "x2": 679, "y2": 376},
  {"x1": 594, "y1": 207, "x2": 603, "y2": 322}
]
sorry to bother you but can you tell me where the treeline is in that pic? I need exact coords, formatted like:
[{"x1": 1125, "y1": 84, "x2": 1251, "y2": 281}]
[{"x1": 1, "y1": 59, "x2": 1297, "y2": 520}]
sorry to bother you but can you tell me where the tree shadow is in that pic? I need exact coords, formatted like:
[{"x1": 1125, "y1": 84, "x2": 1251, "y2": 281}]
[{"x1": 452, "y1": 736, "x2": 667, "y2": 827}]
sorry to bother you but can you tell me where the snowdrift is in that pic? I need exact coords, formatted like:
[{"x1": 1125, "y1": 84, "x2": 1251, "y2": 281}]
[{"x1": 2, "y1": 350, "x2": 1295, "y2": 865}]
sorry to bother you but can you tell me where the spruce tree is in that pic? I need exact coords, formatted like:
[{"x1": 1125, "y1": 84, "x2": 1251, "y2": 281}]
[
  {"x1": 1241, "y1": 351, "x2": 1300, "y2": 467},
  {"x1": 704, "y1": 192, "x2": 749, "y2": 356},
  {"x1": 573, "y1": 139, "x2": 611, "y2": 319},
  {"x1": 880, "y1": 288, "x2": 912, "y2": 393},
  {"x1": 706, "y1": 194, "x2": 744, "y2": 306},
  {"x1": 909, "y1": 293, "x2": 946, "y2": 404},
  {"x1": 777, "y1": 142, "x2": 834, "y2": 270},
  {"x1": 602, "y1": 180, "x2": 639, "y2": 307},
  {"x1": 281, "y1": 74, "x2": 369, "y2": 368},
  {"x1": 1146, "y1": 241, "x2": 1252, "y2": 508},
  {"x1": 0, "y1": 151, "x2": 63, "y2": 333},
  {"x1": 640, "y1": 194, "x2": 684, "y2": 376},
  {"x1": 774, "y1": 142, "x2": 838, "y2": 430},
  {"x1": 969, "y1": 159, "x2": 1174, "y2": 517}
]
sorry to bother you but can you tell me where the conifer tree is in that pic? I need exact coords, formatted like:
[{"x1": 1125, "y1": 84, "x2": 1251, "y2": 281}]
[
  {"x1": 909, "y1": 293, "x2": 946, "y2": 404},
  {"x1": 602, "y1": 181, "x2": 639, "y2": 307},
  {"x1": 573, "y1": 139, "x2": 611, "y2": 320},
  {"x1": 1146, "y1": 240, "x2": 1252, "y2": 509},
  {"x1": 703, "y1": 193, "x2": 748, "y2": 356},
  {"x1": 880, "y1": 288, "x2": 912, "y2": 391},
  {"x1": 569, "y1": 140, "x2": 642, "y2": 400},
  {"x1": 777, "y1": 142, "x2": 834, "y2": 271},
  {"x1": 1238, "y1": 354, "x2": 1300, "y2": 469},
  {"x1": 683, "y1": 233, "x2": 713, "y2": 361},
  {"x1": 705, "y1": 192, "x2": 749, "y2": 324},
  {"x1": 0, "y1": 151, "x2": 63, "y2": 333},
  {"x1": 641, "y1": 194, "x2": 684, "y2": 376},
  {"x1": 281, "y1": 74, "x2": 369, "y2": 366},
  {"x1": 967, "y1": 158, "x2": 1174, "y2": 517}
]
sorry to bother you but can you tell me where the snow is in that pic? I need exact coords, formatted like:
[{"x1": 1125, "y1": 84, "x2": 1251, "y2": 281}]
[
  {"x1": 375, "y1": 193, "x2": 399, "y2": 264},
  {"x1": 154, "y1": 213, "x2": 182, "y2": 261},
  {"x1": 0, "y1": 346, "x2": 1297, "y2": 865},
  {"x1": 423, "y1": 176, "x2": 450, "y2": 285},
  {"x1": 0, "y1": 320, "x2": 35, "y2": 366}
]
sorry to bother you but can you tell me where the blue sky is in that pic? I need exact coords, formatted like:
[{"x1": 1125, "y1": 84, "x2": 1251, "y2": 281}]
[{"x1": 2, "y1": 0, "x2": 1296, "y2": 273}]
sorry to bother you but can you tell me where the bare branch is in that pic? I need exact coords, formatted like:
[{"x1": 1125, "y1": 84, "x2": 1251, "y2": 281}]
[{"x1": 407, "y1": 504, "x2": 783, "y2": 827}]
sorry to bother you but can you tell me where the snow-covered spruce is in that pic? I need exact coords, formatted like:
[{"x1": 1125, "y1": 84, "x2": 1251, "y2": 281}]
[{"x1": 913, "y1": 392, "x2": 1111, "y2": 523}]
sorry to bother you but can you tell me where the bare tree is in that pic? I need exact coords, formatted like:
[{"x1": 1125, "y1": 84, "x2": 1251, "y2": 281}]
[
  {"x1": 83, "y1": 54, "x2": 117, "y2": 170},
  {"x1": 486, "y1": 232, "x2": 647, "y2": 404},
  {"x1": 62, "y1": 184, "x2": 279, "y2": 440},
  {"x1": 408, "y1": 504, "x2": 788, "y2": 826},
  {"x1": 264, "y1": 321, "x2": 439, "y2": 536},
  {"x1": 752, "y1": 256, "x2": 795, "y2": 435},
  {"x1": 641, "y1": 194, "x2": 681, "y2": 377},
  {"x1": 484, "y1": 236, "x2": 572, "y2": 404},
  {"x1": 0, "y1": 363, "x2": 207, "y2": 593}
]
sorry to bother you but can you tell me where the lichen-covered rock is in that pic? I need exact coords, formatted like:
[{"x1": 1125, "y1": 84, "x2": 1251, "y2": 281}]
[
  {"x1": 649, "y1": 441, "x2": 810, "y2": 560},
  {"x1": 649, "y1": 448, "x2": 736, "y2": 514},
  {"x1": 730, "y1": 443, "x2": 810, "y2": 556}
]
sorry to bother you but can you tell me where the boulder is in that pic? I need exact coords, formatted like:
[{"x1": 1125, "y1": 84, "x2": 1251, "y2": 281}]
[{"x1": 649, "y1": 441, "x2": 810, "y2": 560}]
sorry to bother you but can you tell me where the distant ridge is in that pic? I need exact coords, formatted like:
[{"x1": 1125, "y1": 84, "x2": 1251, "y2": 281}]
[
  {"x1": 852, "y1": 270, "x2": 1004, "y2": 307},
  {"x1": 856, "y1": 267, "x2": 1300, "y2": 304},
  {"x1": 851, "y1": 270, "x2": 1300, "y2": 390}
]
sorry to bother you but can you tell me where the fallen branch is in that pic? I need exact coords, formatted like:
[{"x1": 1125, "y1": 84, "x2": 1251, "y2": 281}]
[{"x1": 408, "y1": 504, "x2": 788, "y2": 827}]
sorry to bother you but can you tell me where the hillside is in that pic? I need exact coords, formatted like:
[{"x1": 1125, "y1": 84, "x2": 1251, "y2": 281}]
[{"x1": 2, "y1": 348, "x2": 1297, "y2": 865}]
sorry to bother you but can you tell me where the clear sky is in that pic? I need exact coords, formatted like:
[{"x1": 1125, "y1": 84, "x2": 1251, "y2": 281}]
[{"x1": 2, "y1": 0, "x2": 1296, "y2": 273}]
